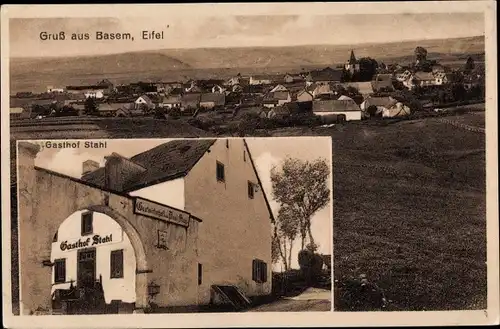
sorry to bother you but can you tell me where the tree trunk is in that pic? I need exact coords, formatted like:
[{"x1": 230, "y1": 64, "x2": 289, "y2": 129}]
[
  {"x1": 307, "y1": 222, "x2": 315, "y2": 248},
  {"x1": 288, "y1": 239, "x2": 293, "y2": 270},
  {"x1": 283, "y1": 239, "x2": 288, "y2": 271}
]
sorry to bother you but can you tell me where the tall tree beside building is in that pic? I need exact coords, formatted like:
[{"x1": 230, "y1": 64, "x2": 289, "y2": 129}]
[
  {"x1": 414, "y1": 46, "x2": 428, "y2": 63},
  {"x1": 270, "y1": 157, "x2": 330, "y2": 250},
  {"x1": 356, "y1": 57, "x2": 379, "y2": 81},
  {"x1": 272, "y1": 205, "x2": 299, "y2": 271}
]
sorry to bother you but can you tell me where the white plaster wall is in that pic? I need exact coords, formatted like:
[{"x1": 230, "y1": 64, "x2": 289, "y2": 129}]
[
  {"x1": 129, "y1": 178, "x2": 185, "y2": 210},
  {"x1": 314, "y1": 111, "x2": 362, "y2": 121},
  {"x1": 50, "y1": 210, "x2": 136, "y2": 303}
]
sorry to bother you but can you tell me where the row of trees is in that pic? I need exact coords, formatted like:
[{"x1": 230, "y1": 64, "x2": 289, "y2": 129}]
[{"x1": 270, "y1": 157, "x2": 330, "y2": 272}]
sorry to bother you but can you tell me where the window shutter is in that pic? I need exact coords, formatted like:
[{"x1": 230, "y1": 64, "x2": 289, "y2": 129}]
[
  {"x1": 252, "y1": 259, "x2": 257, "y2": 281},
  {"x1": 262, "y1": 262, "x2": 268, "y2": 283}
]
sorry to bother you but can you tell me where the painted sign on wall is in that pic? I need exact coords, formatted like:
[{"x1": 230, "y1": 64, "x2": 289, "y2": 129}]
[
  {"x1": 134, "y1": 197, "x2": 190, "y2": 227},
  {"x1": 59, "y1": 233, "x2": 122, "y2": 252}
]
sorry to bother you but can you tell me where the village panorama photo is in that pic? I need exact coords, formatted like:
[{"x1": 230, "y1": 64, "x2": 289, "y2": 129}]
[{"x1": 12, "y1": 137, "x2": 333, "y2": 315}]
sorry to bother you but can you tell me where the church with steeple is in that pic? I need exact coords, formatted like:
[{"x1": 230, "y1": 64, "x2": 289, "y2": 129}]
[{"x1": 344, "y1": 49, "x2": 360, "y2": 74}]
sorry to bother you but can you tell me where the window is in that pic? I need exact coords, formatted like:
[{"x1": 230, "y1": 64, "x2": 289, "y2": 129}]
[
  {"x1": 252, "y1": 259, "x2": 268, "y2": 283},
  {"x1": 216, "y1": 161, "x2": 225, "y2": 182},
  {"x1": 198, "y1": 263, "x2": 203, "y2": 285},
  {"x1": 110, "y1": 249, "x2": 124, "y2": 279},
  {"x1": 248, "y1": 181, "x2": 255, "y2": 199},
  {"x1": 226, "y1": 139, "x2": 229, "y2": 148},
  {"x1": 81, "y1": 212, "x2": 93, "y2": 236},
  {"x1": 54, "y1": 259, "x2": 66, "y2": 284}
]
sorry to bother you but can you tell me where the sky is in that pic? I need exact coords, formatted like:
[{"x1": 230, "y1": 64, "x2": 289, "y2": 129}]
[
  {"x1": 32, "y1": 137, "x2": 333, "y2": 270},
  {"x1": 9, "y1": 13, "x2": 484, "y2": 58}
]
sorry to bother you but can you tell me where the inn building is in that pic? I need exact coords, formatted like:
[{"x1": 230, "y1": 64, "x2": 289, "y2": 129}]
[{"x1": 15, "y1": 139, "x2": 274, "y2": 315}]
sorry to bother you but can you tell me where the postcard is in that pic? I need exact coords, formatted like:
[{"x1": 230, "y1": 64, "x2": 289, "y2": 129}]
[{"x1": 1, "y1": 2, "x2": 498, "y2": 328}]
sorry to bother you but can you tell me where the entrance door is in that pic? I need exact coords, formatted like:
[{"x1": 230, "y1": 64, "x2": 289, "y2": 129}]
[{"x1": 77, "y1": 248, "x2": 96, "y2": 287}]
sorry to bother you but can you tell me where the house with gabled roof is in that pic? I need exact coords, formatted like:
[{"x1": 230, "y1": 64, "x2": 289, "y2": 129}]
[
  {"x1": 181, "y1": 93, "x2": 202, "y2": 110},
  {"x1": 413, "y1": 72, "x2": 435, "y2": 88},
  {"x1": 360, "y1": 96, "x2": 399, "y2": 113},
  {"x1": 161, "y1": 95, "x2": 182, "y2": 109},
  {"x1": 79, "y1": 139, "x2": 274, "y2": 306},
  {"x1": 270, "y1": 84, "x2": 288, "y2": 93},
  {"x1": 283, "y1": 73, "x2": 304, "y2": 84},
  {"x1": 306, "y1": 67, "x2": 342, "y2": 86},
  {"x1": 135, "y1": 95, "x2": 155, "y2": 109},
  {"x1": 371, "y1": 74, "x2": 395, "y2": 93},
  {"x1": 249, "y1": 74, "x2": 276, "y2": 86},
  {"x1": 312, "y1": 99, "x2": 362, "y2": 121},
  {"x1": 296, "y1": 89, "x2": 314, "y2": 103},
  {"x1": 18, "y1": 138, "x2": 275, "y2": 314},
  {"x1": 262, "y1": 91, "x2": 292, "y2": 108},
  {"x1": 199, "y1": 93, "x2": 226, "y2": 109}
]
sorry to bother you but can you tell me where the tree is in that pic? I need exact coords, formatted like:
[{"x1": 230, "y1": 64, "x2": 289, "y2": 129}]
[
  {"x1": 414, "y1": 46, "x2": 428, "y2": 63},
  {"x1": 465, "y1": 56, "x2": 475, "y2": 73},
  {"x1": 298, "y1": 247, "x2": 324, "y2": 286},
  {"x1": 366, "y1": 105, "x2": 378, "y2": 117},
  {"x1": 272, "y1": 205, "x2": 299, "y2": 271},
  {"x1": 357, "y1": 57, "x2": 379, "y2": 81},
  {"x1": 84, "y1": 97, "x2": 98, "y2": 115},
  {"x1": 270, "y1": 157, "x2": 330, "y2": 250},
  {"x1": 340, "y1": 69, "x2": 352, "y2": 83}
]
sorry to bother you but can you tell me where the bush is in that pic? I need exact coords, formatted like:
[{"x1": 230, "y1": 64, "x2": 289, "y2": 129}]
[
  {"x1": 298, "y1": 249, "x2": 324, "y2": 286},
  {"x1": 366, "y1": 105, "x2": 379, "y2": 117}
]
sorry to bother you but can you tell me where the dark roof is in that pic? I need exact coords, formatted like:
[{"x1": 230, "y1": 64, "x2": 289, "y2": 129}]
[
  {"x1": 265, "y1": 91, "x2": 290, "y2": 101},
  {"x1": 371, "y1": 80, "x2": 394, "y2": 92},
  {"x1": 181, "y1": 93, "x2": 201, "y2": 106},
  {"x1": 414, "y1": 72, "x2": 435, "y2": 81},
  {"x1": 362, "y1": 96, "x2": 398, "y2": 108},
  {"x1": 169, "y1": 87, "x2": 184, "y2": 96},
  {"x1": 313, "y1": 100, "x2": 361, "y2": 112},
  {"x1": 82, "y1": 139, "x2": 216, "y2": 192},
  {"x1": 252, "y1": 74, "x2": 276, "y2": 81},
  {"x1": 98, "y1": 103, "x2": 133, "y2": 112},
  {"x1": 269, "y1": 106, "x2": 291, "y2": 115},
  {"x1": 200, "y1": 93, "x2": 226, "y2": 105},
  {"x1": 285, "y1": 101, "x2": 313, "y2": 113},
  {"x1": 308, "y1": 69, "x2": 342, "y2": 82}
]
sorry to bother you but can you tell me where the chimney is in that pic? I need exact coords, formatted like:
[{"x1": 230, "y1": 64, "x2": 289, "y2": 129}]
[
  {"x1": 82, "y1": 160, "x2": 100, "y2": 176},
  {"x1": 104, "y1": 153, "x2": 146, "y2": 192}
]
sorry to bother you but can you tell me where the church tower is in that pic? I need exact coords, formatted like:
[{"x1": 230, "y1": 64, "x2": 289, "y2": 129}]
[{"x1": 345, "y1": 49, "x2": 360, "y2": 74}]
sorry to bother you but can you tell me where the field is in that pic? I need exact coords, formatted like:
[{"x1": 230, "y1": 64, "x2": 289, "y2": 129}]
[
  {"x1": 9, "y1": 110, "x2": 487, "y2": 311},
  {"x1": 10, "y1": 35, "x2": 484, "y2": 93},
  {"x1": 329, "y1": 114, "x2": 486, "y2": 311},
  {"x1": 10, "y1": 117, "x2": 208, "y2": 140}
]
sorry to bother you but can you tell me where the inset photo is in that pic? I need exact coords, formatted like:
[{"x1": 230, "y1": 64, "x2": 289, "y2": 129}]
[{"x1": 13, "y1": 137, "x2": 332, "y2": 315}]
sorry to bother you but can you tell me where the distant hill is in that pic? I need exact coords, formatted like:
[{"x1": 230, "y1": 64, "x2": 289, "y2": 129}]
[{"x1": 10, "y1": 35, "x2": 484, "y2": 93}]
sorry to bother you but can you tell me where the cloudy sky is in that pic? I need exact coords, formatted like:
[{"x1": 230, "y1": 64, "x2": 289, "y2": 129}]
[
  {"x1": 32, "y1": 137, "x2": 333, "y2": 270},
  {"x1": 9, "y1": 13, "x2": 484, "y2": 57}
]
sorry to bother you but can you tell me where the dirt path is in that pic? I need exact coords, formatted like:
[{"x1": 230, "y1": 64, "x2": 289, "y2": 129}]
[{"x1": 249, "y1": 288, "x2": 332, "y2": 312}]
